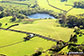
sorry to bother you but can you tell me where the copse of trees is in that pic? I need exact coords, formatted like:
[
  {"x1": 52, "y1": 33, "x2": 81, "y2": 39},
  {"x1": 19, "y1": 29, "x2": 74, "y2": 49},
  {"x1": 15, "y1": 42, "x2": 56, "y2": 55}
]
[
  {"x1": 10, "y1": 16, "x2": 16, "y2": 22},
  {"x1": 0, "y1": 2, "x2": 38, "y2": 19},
  {"x1": 66, "y1": 15, "x2": 84, "y2": 28},
  {"x1": 0, "y1": 1, "x2": 58, "y2": 20},
  {"x1": 69, "y1": 34, "x2": 77, "y2": 43},
  {"x1": 59, "y1": 14, "x2": 84, "y2": 28},
  {"x1": 0, "y1": 11, "x2": 28, "y2": 19},
  {"x1": 32, "y1": 48, "x2": 43, "y2": 56},
  {"x1": 69, "y1": 46, "x2": 81, "y2": 52},
  {"x1": 0, "y1": 6, "x2": 4, "y2": 11},
  {"x1": 74, "y1": 1, "x2": 84, "y2": 8}
]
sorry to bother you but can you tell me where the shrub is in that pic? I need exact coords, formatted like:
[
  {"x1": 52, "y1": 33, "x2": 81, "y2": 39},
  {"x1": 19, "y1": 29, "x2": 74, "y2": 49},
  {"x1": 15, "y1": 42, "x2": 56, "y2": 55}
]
[
  {"x1": 0, "y1": 23, "x2": 2, "y2": 27},
  {"x1": 10, "y1": 16, "x2": 16, "y2": 22}
]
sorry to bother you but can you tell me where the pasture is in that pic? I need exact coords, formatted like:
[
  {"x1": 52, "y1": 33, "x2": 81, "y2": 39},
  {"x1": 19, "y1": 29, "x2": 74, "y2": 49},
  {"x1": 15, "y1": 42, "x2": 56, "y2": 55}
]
[
  {"x1": 0, "y1": 17, "x2": 73, "y2": 56},
  {"x1": 0, "y1": 0, "x2": 84, "y2": 55},
  {"x1": 12, "y1": 19, "x2": 73, "y2": 41},
  {"x1": 37, "y1": 0, "x2": 84, "y2": 15},
  {"x1": 0, "y1": 30, "x2": 56, "y2": 56}
]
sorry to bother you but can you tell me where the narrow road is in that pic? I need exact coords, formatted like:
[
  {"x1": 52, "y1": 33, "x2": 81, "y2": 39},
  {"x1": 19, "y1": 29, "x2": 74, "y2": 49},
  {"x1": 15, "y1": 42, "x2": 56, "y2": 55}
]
[
  {"x1": 47, "y1": 0, "x2": 67, "y2": 12},
  {"x1": 65, "y1": 7, "x2": 73, "y2": 14},
  {"x1": 0, "y1": 27, "x2": 58, "y2": 42},
  {"x1": 0, "y1": 27, "x2": 84, "y2": 50}
]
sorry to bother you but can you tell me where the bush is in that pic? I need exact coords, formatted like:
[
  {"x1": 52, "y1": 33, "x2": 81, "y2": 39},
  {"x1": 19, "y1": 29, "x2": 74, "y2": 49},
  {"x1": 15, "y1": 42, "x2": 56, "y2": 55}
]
[
  {"x1": 10, "y1": 16, "x2": 16, "y2": 22},
  {"x1": 0, "y1": 54, "x2": 6, "y2": 56},
  {"x1": 0, "y1": 6, "x2": 4, "y2": 11},
  {"x1": 0, "y1": 23, "x2": 2, "y2": 27},
  {"x1": 66, "y1": 15, "x2": 84, "y2": 28},
  {"x1": 69, "y1": 46, "x2": 80, "y2": 52}
]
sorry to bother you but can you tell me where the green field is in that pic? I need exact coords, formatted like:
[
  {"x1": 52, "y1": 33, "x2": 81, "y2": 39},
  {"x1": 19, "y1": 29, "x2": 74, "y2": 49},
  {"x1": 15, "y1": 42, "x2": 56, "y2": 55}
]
[
  {"x1": 0, "y1": 17, "x2": 73, "y2": 56},
  {"x1": 12, "y1": 19, "x2": 73, "y2": 41},
  {"x1": 38, "y1": 0, "x2": 84, "y2": 15},
  {"x1": 0, "y1": 0, "x2": 84, "y2": 55},
  {"x1": 0, "y1": 30, "x2": 56, "y2": 56}
]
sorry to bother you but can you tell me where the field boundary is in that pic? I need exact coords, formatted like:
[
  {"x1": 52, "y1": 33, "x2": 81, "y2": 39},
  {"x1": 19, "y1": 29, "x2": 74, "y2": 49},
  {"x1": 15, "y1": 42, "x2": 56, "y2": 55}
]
[
  {"x1": 0, "y1": 28, "x2": 58, "y2": 42},
  {"x1": 47, "y1": 0, "x2": 67, "y2": 12}
]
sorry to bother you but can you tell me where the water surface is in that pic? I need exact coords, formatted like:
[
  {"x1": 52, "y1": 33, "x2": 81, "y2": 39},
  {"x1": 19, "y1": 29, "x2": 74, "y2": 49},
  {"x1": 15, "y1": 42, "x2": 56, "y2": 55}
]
[{"x1": 28, "y1": 13, "x2": 55, "y2": 19}]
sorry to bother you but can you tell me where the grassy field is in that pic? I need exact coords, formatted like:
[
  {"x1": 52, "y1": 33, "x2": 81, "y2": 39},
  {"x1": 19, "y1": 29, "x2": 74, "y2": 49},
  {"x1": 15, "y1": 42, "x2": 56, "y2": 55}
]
[
  {"x1": 0, "y1": 16, "x2": 18, "y2": 28},
  {"x1": 77, "y1": 35, "x2": 84, "y2": 44},
  {"x1": 0, "y1": 17, "x2": 73, "y2": 41},
  {"x1": 37, "y1": 0, "x2": 61, "y2": 13},
  {"x1": 12, "y1": 19, "x2": 73, "y2": 41},
  {"x1": 0, "y1": 0, "x2": 84, "y2": 15},
  {"x1": 0, "y1": 30, "x2": 56, "y2": 56},
  {"x1": 0, "y1": 17, "x2": 73, "y2": 56},
  {"x1": 77, "y1": 30, "x2": 84, "y2": 44},
  {"x1": 37, "y1": 0, "x2": 84, "y2": 15},
  {"x1": 0, "y1": 0, "x2": 84, "y2": 55}
]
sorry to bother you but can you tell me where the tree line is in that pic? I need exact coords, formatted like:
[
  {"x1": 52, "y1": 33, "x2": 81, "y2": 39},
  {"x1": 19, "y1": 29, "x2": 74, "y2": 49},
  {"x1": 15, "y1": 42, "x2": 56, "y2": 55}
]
[
  {"x1": 74, "y1": 1, "x2": 84, "y2": 8},
  {"x1": 59, "y1": 13, "x2": 84, "y2": 29}
]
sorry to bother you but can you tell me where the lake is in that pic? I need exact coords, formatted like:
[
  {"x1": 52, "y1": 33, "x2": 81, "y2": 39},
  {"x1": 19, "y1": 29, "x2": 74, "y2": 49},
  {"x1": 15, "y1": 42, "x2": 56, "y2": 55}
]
[{"x1": 28, "y1": 13, "x2": 55, "y2": 19}]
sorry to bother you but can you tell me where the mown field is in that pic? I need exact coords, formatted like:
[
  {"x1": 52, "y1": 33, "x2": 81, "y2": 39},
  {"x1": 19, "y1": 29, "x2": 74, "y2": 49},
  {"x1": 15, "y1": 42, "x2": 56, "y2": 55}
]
[{"x1": 0, "y1": 17, "x2": 73, "y2": 56}]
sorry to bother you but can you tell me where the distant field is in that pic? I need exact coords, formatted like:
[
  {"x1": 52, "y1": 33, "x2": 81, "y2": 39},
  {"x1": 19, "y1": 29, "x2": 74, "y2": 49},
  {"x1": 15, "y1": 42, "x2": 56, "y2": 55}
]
[
  {"x1": 37, "y1": 0, "x2": 61, "y2": 13},
  {"x1": 0, "y1": 0, "x2": 84, "y2": 15},
  {"x1": 37, "y1": 0, "x2": 84, "y2": 15},
  {"x1": 0, "y1": 2, "x2": 28, "y2": 10}
]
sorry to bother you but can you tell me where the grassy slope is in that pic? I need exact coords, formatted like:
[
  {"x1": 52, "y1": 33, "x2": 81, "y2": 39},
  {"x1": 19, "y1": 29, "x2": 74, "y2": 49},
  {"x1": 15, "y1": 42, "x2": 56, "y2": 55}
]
[
  {"x1": 0, "y1": 3, "x2": 28, "y2": 10},
  {"x1": 37, "y1": 0, "x2": 61, "y2": 13},
  {"x1": 0, "y1": 0, "x2": 84, "y2": 15},
  {"x1": 77, "y1": 35, "x2": 84, "y2": 44},
  {"x1": 49, "y1": 0, "x2": 72, "y2": 11},
  {"x1": 0, "y1": 0, "x2": 84, "y2": 55},
  {"x1": 0, "y1": 30, "x2": 55, "y2": 56},
  {"x1": 12, "y1": 19, "x2": 73, "y2": 41},
  {"x1": 0, "y1": 18, "x2": 73, "y2": 56},
  {"x1": 77, "y1": 30, "x2": 84, "y2": 44},
  {"x1": 0, "y1": 17, "x2": 73, "y2": 56},
  {"x1": 0, "y1": 16, "x2": 18, "y2": 28}
]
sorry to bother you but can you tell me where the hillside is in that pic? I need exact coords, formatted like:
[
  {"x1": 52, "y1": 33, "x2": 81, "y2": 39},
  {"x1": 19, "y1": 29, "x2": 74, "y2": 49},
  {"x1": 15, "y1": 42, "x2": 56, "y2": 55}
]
[
  {"x1": 0, "y1": 17, "x2": 73, "y2": 56},
  {"x1": 38, "y1": 0, "x2": 84, "y2": 15},
  {"x1": 0, "y1": 0, "x2": 84, "y2": 56},
  {"x1": 0, "y1": 30, "x2": 56, "y2": 56},
  {"x1": 12, "y1": 19, "x2": 73, "y2": 41}
]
